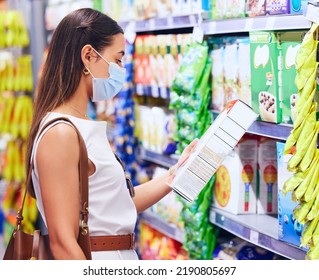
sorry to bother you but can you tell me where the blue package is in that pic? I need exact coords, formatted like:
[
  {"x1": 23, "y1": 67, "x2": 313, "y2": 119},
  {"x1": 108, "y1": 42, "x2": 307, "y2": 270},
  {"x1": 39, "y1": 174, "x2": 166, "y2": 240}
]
[{"x1": 289, "y1": 0, "x2": 307, "y2": 14}]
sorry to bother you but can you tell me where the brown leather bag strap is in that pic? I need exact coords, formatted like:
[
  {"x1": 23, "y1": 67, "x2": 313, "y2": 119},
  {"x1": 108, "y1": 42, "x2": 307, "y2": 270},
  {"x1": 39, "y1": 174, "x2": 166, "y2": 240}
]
[{"x1": 18, "y1": 117, "x2": 89, "y2": 231}]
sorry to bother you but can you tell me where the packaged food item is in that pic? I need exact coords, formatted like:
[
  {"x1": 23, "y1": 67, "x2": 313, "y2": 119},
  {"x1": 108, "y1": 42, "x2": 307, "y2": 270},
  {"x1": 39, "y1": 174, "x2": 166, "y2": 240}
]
[
  {"x1": 211, "y1": 0, "x2": 226, "y2": 19},
  {"x1": 257, "y1": 138, "x2": 278, "y2": 214},
  {"x1": 250, "y1": 31, "x2": 281, "y2": 123},
  {"x1": 224, "y1": 0, "x2": 246, "y2": 18},
  {"x1": 170, "y1": 100, "x2": 258, "y2": 202},
  {"x1": 212, "y1": 136, "x2": 258, "y2": 214},
  {"x1": 211, "y1": 41, "x2": 225, "y2": 111},
  {"x1": 246, "y1": 0, "x2": 266, "y2": 17},
  {"x1": 289, "y1": 0, "x2": 307, "y2": 14},
  {"x1": 265, "y1": 0, "x2": 290, "y2": 15},
  {"x1": 277, "y1": 142, "x2": 305, "y2": 248},
  {"x1": 280, "y1": 31, "x2": 304, "y2": 124}
]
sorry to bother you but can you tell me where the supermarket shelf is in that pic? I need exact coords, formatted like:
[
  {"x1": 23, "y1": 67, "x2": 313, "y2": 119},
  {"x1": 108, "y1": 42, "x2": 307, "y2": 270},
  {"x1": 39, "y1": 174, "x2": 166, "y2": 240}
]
[
  {"x1": 210, "y1": 208, "x2": 307, "y2": 260},
  {"x1": 139, "y1": 211, "x2": 185, "y2": 243},
  {"x1": 120, "y1": 14, "x2": 311, "y2": 34},
  {"x1": 247, "y1": 121, "x2": 293, "y2": 141},
  {"x1": 138, "y1": 147, "x2": 178, "y2": 168},
  {"x1": 202, "y1": 15, "x2": 311, "y2": 35}
]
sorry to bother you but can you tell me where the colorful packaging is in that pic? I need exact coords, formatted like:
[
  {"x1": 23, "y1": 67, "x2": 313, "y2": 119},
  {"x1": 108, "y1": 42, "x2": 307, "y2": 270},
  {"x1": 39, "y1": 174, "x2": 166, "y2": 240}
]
[
  {"x1": 212, "y1": 137, "x2": 258, "y2": 214},
  {"x1": 265, "y1": 0, "x2": 290, "y2": 15},
  {"x1": 250, "y1": 31, "x2": 282, "y2": 123},
  {"x1": 277, "y1": 142, "x2": 304, "y2": 248},
  {"x1": 224, "y1": 0, "x2": 246, "y2": 18},
  {"x1": 289, "y1": 0, "x2": 307, "y2": 14},
  {"x1": 211, "y1": 0, "x2": 226, "y2": 19},
  {"x1": 238, "y1": 38, "x2": 252, "y2": 106},
  {"x1": 246, "y1": 0, "x2": 266, "y2": 17},
  {"x1": 280, "y1": 32, "x2": 304, "y2": 124},
  {"x1": 257, "y1": 138, "x2": 278, "y2": 214},
  {"x1": 211, "y1": 43, "x2": 225, "y2": 111}
]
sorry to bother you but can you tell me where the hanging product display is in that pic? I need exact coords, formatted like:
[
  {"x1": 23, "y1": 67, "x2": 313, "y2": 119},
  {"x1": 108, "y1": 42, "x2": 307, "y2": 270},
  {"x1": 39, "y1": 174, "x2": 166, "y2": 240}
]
[
  {"x1": 169, "y1": 40, "x2": 217, "y2": 260},
  {"x1": 283, "y1": 23, "x2": 319, "y2": 259},
  {"x1": 0, "y1": 10, "x2": 36, "y2": 242}
]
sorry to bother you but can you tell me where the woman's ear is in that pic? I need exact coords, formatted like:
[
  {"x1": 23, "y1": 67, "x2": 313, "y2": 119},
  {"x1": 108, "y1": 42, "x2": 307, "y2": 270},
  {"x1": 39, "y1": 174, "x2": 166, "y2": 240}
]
[{"x1": 81, "y1": 44, "x2": 93, "y2": 67}]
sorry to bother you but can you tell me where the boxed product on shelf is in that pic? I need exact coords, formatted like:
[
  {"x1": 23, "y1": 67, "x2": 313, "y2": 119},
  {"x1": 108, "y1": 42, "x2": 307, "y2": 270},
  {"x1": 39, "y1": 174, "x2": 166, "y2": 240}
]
[
  {"x1": 211, "y1": 0, "x2": 226, "y2": 19},
  {"x1": 265, "y1": 0, "x2": 290, "y2": 15},
  {"x1": 250, "y1": 31, "x2": 282, "y2": 123},
  {"x1": 280, "y1": 31, "x2": 304, "y2": 124},
  {"x1": 289, "y1": 0, "x2": 308, "y2": 14},
  {"x1": 257, "y1": 137, "x2": 278, "y2": 214},
  {"x1": 246, "y1": 0, "x2": 266, "y2": 17},
  {"x1": 277, "y1": 142, "x2": 304, "y2": 248},
  {"x1": 170, "y1": 99, "x2": 258, "y2": 202},
  {"x1": 224, "y1": 0, "x2": 246, "y2": 19},
  {"x1": 212, "y1": 136, "x2": 258, "y2": 214}
]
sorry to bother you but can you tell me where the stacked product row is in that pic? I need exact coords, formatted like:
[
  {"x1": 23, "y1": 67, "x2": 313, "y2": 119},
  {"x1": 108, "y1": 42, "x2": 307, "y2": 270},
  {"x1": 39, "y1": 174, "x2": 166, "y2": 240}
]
[{"x1": 0, "y1": 10, "x2": 35, "y2": 245}]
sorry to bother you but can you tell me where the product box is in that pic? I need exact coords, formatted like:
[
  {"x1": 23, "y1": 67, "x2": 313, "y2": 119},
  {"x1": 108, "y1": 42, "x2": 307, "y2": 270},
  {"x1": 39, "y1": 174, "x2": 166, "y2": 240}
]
[
  {"x1": 211, "y1": 42, "x2": 225, "y2": 111},
  {"x1": 170, "y1": 99, "x2": 258, "y2": 202},
  {"x1": 211, "y1": 0, "x2": 226, "y2": 19},
  {"x1": 238, "y1": 38, "x2": 251, "y2": 106},
  {"x1": 246, "y1": 0, "x2": 266, "y2": 17},
  {"x1": 212, "y1": 137, "x2": 258, "y2": 214},
  {"x1": 250, "y1": 31, "x2": 282, "y2": 123},
  {"x1": 265, "y1": 0, "x2": 290, "y2": 15},
  {"x1": 289, "y1": 0, "x2": 307, "y2": 14},
  {"x1": 224, "y1": 0, "x2": 246, "y2": 18},
  {"x1": 277, "y1": 142, "x2": 304, "y2": 247},
  {"x1": 280, "y1": 32, "x2": 304, "y2": 124},
  {"x1": 257, "y1": 138, "x2": 278, "y2": 214}
]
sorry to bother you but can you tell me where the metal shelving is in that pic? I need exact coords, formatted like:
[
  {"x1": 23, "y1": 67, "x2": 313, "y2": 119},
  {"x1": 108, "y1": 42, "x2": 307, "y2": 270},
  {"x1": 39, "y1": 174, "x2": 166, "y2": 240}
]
[
  {"x1": 247, "y1": 121, "x2": 293, "y2": 141},
  {"x1": 139, "y1": 211, "x2": 185, "y2": 243},
  {"x1": 209, "y1": 208, "x2": 306, "y2": 260},
  {"x1": 138, "y1": 147, "x2": 178, "y2": 168},
  {"x1": 120, "y1": 14, "x2": 311, "y2": 34}
]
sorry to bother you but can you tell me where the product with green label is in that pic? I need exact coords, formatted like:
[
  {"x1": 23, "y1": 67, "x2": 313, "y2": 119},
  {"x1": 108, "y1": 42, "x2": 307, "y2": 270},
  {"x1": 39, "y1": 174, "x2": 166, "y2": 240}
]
[{"x1": 250, "y1": 31, "x2": 281, "y2": 123}]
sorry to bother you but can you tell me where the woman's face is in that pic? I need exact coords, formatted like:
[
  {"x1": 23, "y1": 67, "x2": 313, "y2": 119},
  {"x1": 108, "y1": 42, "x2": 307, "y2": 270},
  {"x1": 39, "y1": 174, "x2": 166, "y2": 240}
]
[{"x1": 90, "y1": 33, "x2": 126, "y2": 79}]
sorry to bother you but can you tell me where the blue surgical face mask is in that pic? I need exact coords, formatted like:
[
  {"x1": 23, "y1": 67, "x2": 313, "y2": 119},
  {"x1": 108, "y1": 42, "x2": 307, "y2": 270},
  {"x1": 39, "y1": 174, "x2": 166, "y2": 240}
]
[{"x1": 86, "y1": 48, "x2": 126, "y2": 102}]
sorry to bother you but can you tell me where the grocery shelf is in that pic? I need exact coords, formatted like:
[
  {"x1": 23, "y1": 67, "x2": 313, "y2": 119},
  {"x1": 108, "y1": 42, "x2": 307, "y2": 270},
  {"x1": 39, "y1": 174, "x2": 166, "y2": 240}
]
[
  {"x1": 246, "y1": 121, "x2": 293, "y2": 141},
  {"x1": 202, "y1": 15, "x2": 311, "y2": 35},
  {"x1": 120, "y1": 14, "x2": 311, "y2": 34},
  {"x1": 135, "y1": 84, "x2": 170, "y2": 99},
  {"x1": 209, "y1": 208, "x2": 307, "y2": 260},
  {"x1": 139, "y1": 211, "x2": 185, "y2": 243},
  {"x1": 138, "y1": 147, "x2": 178, "y2": 168}
]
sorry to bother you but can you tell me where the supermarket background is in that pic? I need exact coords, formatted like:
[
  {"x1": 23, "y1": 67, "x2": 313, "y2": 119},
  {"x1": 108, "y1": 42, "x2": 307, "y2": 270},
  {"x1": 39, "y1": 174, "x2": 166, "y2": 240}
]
[{"x1": 0, "y1": 0, "x2": 319, "y2": 261}]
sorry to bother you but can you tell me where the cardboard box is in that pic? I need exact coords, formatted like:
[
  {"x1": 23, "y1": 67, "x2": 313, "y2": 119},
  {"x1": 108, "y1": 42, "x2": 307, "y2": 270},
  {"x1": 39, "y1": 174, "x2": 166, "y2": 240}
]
[
  {"x1": 266, "y1": 0, "x2": 290, "y2": 15},
  {"x1": 250, "y1": 31, "x2": 282, "y2": 123},
  {"x1": 257, "y1": 138, "x2": 278, "y2": 214},
  {"x1": 170, "y1": 99, "x2": 258, "y2": 202},
  {"x1": 212, "y1": 137, "x2": 258, "y2": 214},
  {"x1": 280, "y1": 32, "x2": 304, "y2": 124},
  {"x1": 289, "y1": 0, "x2": 308, "y2": 14},
  {"x1": 277, "y1": 142, "x2": 304, "y2": 247},
  {"x1": 246, "y1": 0, "x2": 266, "y2": 17}
]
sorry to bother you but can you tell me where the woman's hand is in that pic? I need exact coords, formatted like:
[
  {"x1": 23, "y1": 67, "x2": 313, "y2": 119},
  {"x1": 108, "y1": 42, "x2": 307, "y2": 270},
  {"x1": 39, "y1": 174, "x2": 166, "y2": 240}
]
[{"x1": 167, "y1": 138, "x2": 199, "y2": 185}]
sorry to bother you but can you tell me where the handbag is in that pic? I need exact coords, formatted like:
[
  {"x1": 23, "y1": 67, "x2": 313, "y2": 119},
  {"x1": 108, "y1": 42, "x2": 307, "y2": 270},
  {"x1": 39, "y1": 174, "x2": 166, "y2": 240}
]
[{"x1": 3, "y1": 117, "x2": 92, "y2": 260}]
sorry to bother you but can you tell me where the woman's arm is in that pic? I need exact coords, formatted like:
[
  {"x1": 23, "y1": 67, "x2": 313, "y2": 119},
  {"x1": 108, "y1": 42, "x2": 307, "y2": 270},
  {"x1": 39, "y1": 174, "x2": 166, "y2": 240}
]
[
  {"x1": 36, "y1": 123, "x2": 86, "y2": 260},
  {"x1": 133, "y1": 139, "x2": 198, "y2": 213}
]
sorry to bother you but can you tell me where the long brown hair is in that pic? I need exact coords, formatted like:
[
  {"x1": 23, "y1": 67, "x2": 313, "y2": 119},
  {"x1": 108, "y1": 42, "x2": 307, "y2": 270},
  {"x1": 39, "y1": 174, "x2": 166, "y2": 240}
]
[{"x1": 26, "y1": 8, "x2": 123, "y2": 197}]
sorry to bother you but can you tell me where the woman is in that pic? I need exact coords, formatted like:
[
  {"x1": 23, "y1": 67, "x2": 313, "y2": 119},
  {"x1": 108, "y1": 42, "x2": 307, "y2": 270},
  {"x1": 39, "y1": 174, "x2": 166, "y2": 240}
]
[{"x1": 26, "y1": 8, "x2": 197, "y2": 260}]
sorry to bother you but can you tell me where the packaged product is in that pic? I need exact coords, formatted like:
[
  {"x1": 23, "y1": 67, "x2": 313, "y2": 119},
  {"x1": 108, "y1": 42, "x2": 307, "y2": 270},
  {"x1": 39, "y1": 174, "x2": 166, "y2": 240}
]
[
  {"x1": 170, "y1": 100, "x2": 258, "y2": 202},
  {"x1": 211, "y1": 42, "x2": 225, "y2": 111},
  {"x1": 250, "y1": 31, "x2": 282, "y2": 123},
  {"x1": 223, "y1": 40, "x2": 239, "y2": 105},
  {"x1": 265, "y1": 0, "x2": 290, "y2": 15},
  {"x1": 246, "y1": 0, "x2": 266, "y2": 17},
  {"x1": 212, "y1": 136, "x2": 258, "y2": 214},
  {"x1": 156, "y1": 0, "x2": 172, "y2": 17},
  {"x1": 224, "y1": 0, "x2": 246, "y2": 18},
  {"x1": 211, "y1": 0, "x2": 226, "y2": 19},
  {"x1": 257, "y1": 138, "x2": 278, "y2": 214},
  {"x1": 280, "y1": 31, "x2": 304, "y2": 124},
  {"x1": 237, "y1": 38, "x2": 252, "y2": 106},
  {"x1": 133, "y1": 0, "x2": 156, "y2": 20},
  {"x1": 289, "y1": 0, "x2": 307, "y2": 14},
  {"x1": 277, "y1": 142, "x2": 305, "y2": 247}
]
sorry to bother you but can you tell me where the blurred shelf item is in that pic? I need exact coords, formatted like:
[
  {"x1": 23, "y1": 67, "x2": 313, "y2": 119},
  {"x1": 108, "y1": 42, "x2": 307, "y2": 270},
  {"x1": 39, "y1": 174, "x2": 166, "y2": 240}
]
[
  {"x1": 209, "y1": 208, "x2": 306, "y2": 260},
  {"x1": 138, "y1": 147, "x2": 178, "y2": 168},
  {"x1": 120, "y1": 14, "x2": 310, "y2": 33},
  {"x1": 139, "y1": 211, "x2": 185, "y2": 243},
  {"x1": 135, "y1": 84, "x2": 170, "y2": 99}
]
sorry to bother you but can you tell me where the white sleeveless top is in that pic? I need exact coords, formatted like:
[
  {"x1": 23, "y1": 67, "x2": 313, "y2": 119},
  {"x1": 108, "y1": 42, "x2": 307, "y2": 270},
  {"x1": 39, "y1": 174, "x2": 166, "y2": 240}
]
[{"x1": 31, "y1": 112, "x2": 138, "y2": 260}]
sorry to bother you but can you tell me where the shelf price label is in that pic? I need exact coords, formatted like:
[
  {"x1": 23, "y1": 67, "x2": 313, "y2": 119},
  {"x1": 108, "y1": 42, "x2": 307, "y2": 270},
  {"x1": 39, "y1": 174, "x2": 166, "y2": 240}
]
[{"x1": 250, "y1": 230, "x2": 259, "y2": 244}]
